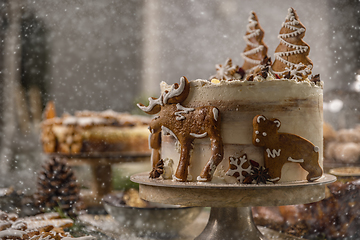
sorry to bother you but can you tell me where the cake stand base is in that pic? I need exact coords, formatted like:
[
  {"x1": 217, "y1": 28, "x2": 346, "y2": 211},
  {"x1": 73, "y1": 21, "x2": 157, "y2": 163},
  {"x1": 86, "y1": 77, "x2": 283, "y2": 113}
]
[
  {"x1": 196, "y1": 207, "x2": 266, "y2": 240},
  {"x1": 131, "y1": 173, "x2": 336, "y2": 240}
]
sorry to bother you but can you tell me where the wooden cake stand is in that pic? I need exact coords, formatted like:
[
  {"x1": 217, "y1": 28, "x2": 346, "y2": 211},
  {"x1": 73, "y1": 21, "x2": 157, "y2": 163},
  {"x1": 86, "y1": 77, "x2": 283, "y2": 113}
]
[
  {"x1": 49, "y1": 153, "x2": 150, "y2": 206},
  {"x1": 131, "y1": 173, "x2": 336, "y2": 240}
]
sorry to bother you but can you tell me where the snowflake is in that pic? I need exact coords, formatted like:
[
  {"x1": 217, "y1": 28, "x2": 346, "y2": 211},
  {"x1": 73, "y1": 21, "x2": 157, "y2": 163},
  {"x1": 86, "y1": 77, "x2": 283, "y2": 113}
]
[
  {"x1": 226, "y1": 154, "x2": 253, "y2": 183},
  {"x1": 210, "y1": 58, "x2": 239, "y2": 81},
  {"x1": 284, "y1": 63, "x2": 312, "y2": 81}
]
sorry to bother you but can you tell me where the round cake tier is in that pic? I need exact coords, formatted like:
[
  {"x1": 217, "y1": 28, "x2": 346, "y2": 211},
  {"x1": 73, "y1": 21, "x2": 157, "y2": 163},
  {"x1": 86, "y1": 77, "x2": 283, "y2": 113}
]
[{"x1": 160, "y1": 79, "x2": 323, "y2": 183}]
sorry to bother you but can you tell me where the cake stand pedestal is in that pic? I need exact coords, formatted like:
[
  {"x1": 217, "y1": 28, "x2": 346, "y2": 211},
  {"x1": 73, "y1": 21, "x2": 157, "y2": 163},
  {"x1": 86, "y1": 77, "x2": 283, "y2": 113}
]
[
  {"x1": 49, "y1": 153, "x2": 150, "y2": 206},
  {"x1": 131, "y1": 173, "x2": 336, "y2": 240}
]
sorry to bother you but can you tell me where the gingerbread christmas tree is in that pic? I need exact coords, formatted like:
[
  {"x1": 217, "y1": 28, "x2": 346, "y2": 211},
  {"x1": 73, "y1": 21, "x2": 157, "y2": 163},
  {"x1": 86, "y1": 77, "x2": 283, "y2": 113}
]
[
  {"x1": 272, "y1": 8, "x2": 313, "y2": 80},
  {"x1": 241, "y1": 11, "x2": 268, "y2": 72}
]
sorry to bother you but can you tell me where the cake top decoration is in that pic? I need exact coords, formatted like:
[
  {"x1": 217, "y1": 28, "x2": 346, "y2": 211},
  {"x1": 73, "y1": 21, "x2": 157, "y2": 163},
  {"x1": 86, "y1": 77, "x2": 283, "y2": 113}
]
[
  {"x1": 209, "y1": 58, "x2": 242, "y2": 81},
  {"x1": 241, "y1": 11, "x2": 268, "y2": 73},
  {"x1": 271, "y1": 7, "x2": 313, "y2": 81}
]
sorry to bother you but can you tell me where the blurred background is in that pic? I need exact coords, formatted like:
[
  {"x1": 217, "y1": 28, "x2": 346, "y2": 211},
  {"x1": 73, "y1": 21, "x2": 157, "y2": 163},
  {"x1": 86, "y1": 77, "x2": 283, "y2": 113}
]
[{"x1": 0, "y1": 0, "x2": 359, "y2": 192}]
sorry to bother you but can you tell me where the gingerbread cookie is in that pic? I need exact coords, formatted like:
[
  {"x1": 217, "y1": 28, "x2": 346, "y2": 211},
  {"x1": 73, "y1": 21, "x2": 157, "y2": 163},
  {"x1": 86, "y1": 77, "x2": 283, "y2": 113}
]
[
  {"x1": 138, "y1": 76, "x2": 224, "y2": 182},
  {"x1": 241, "y1": 11, "x2": 268, "y2": 73},
  {"x1": 226, "y1": 154, "x2": 252, "y2": 183},
  {"x1": 252, "y1": 115, "x2": 322, "y2": 182},
  {"x1": 209, "y1": 58, "x2": 241, "y2": 81},
  {"x1": 272, "y1": 7, "x2": 313, "y2": 80}
]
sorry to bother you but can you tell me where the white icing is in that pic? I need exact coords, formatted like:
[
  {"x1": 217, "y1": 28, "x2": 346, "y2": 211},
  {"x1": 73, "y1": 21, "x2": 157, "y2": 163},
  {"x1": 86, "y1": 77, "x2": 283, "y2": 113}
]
[
  {"x1": 269, "y1": 177, "x2": 280, "y2": 182},
  {"x1": 172, "y1": 175, "x2": 182, "y2": 182},
  {"x1": 162, "y1": 126, "x2": 178, "y2": 142},
  {"x1": 288, "y1": 157, "x2": 304, "y2": 163},
  {"x1": 266, "y1": 148, "x2": 281, "y2": 158},
  {"x1": 174, "y1": 103, "x2": 195, "y2": 120},
  {"x1": 256, "y1": 138, "x2": 260, "y2": 143},
  {"x1": 257, "y1": 115, "x2": 266, "y2": 123},
  {"x1": 255, "y1": 131, "x2": 259, "y2": 134},
  {"x1": 196, "y1": 176, "x2": 208, "y2": 182},
  {"x1": 226, "y1": 155, "x2": 252, "y2": 182},
  {"x1": 163, "y1": 76, "x2": 187, "y2": 104},
  {"x1": 274, "y1": 120, "x2": 281, "y2": 128},
  {"x1": 213, "y1": 108, "x2": 219, "y2": 121},
  {"x1": 190, "y1": 132, "x2": 208, "y2": 138},
  {"x1": 314, "y1": 146, "x2": 319, "y2": 152},
  {"x1": 262, "y1": 132, "x2": 267, "y2": 136},
  {"x1": 310, "y1": 176, "x2": 321, "y2": 181},
  {"x1": 137, "y1": 95, "x2": 164, "y2": 112}
]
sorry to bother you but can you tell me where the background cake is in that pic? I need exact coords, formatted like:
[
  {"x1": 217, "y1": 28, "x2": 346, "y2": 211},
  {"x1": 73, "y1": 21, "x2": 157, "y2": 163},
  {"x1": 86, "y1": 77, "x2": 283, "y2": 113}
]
[
  {"x1": 41, "y1": 101, "x2": 151, "y2": 155},
  {"x1": 138, "y1": 8, "x2": 323, "y2": 184}
]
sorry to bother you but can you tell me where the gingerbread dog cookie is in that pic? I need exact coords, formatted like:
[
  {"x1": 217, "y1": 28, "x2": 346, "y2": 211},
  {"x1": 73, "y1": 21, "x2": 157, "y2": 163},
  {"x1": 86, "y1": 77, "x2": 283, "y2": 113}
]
[{"x1": 252, "y1": 115, "x2": 322, "y2": 182}]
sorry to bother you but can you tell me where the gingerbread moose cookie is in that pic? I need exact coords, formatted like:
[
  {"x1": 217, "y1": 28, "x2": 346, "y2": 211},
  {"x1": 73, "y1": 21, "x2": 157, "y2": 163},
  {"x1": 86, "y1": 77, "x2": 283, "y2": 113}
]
[
  {"x1": 138, "y1": 77, "x2": 224, "y2": 182},
  {"x1": 252, "y1": 115, "x2": 322, "y2": 182}
]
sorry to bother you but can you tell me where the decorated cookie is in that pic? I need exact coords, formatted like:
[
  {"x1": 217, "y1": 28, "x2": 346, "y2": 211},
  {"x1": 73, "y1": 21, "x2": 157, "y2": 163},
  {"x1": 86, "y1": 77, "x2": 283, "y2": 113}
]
[
  {"x1": 272, "y1": 8, "x2": 313, "y2": 80},
  {"x1": 209, "y1": 58, "x2": 242, "y2": 81},
  {"x1": 241, "y1": 11, "x2": 268, "y2": 73},
  {"x1": 226, "y1": 154, "x2": 252, "y2": 183},
  {"x1": 138, "y1": 76, "x2": 224, "y2": 182},
  {"x1": 252, "y1": 115, "x2": 322, "y2": 182}
]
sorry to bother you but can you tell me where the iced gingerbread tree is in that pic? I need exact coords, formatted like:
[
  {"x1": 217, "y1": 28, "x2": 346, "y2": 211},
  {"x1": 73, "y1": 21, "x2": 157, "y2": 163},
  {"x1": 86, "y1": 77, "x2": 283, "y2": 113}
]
[
  {"x1": 241, "y1": 11, "x2": 268, "y2": 73},
  {"x1": 272, "y1": 7, "x2": 313, "y2": 80}
]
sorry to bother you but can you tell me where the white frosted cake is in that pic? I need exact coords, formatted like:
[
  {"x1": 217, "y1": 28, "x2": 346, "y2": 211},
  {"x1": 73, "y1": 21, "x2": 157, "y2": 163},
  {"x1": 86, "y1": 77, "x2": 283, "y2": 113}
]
[{"x1": 138, "y1": 8, "x2": 323, "y2": 184}]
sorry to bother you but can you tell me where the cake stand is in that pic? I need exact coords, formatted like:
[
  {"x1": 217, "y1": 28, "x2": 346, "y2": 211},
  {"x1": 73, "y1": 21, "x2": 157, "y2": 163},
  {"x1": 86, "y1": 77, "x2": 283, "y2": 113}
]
[
  {"x1": 131, "y1": 173, "x2": 336, "y2": 240},
  {"x1": 49, "y1": 152, "x2": 150, "y2": 206}
]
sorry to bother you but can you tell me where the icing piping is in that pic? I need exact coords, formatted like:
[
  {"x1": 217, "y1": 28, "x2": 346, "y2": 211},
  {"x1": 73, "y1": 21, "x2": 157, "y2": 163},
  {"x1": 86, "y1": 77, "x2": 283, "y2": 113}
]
[
  {"x1": 288, "y1": 157, "x2": 304, "y2": 163},
  {"x1": 162, "y1": 126, "x2": 178, "y2": 142},
  {"x1": 257, "y1": 115, "x2": 266, "y2": 123},
  {"x1": 190, "y1": 132, "x2": 208, "y2": 138},
  {"x1": 266, "y1": 148, "x2": 281, "y2": 158},
  {"x1": 174, "y1": 103, "x2": 195, "y2": 120},
  {"x1": 269, "y1": 177, "x2": 280, "y2": 182},
  {"x1": 213, "y1": 108, "x2": 219, "y2": 121},
  {"x1": 163, "y1": 76, "x2": 186, "y2": 104}
]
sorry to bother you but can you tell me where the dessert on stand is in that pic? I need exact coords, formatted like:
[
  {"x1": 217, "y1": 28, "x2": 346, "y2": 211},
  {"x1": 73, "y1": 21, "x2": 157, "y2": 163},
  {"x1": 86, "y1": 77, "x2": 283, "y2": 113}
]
[
  {"x1": 133, "y1": 8, "x2": 336, "y2": 239},
  {"x1": 40, "y1": 101, "x2": 151, "y2": 206}
]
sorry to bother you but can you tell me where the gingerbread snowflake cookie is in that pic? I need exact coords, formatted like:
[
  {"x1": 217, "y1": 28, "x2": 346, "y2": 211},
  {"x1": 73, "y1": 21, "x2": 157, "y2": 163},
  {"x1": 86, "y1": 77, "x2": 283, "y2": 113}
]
[{"x1": 226, "y1": 154, "x2": 253, "y2": 183}]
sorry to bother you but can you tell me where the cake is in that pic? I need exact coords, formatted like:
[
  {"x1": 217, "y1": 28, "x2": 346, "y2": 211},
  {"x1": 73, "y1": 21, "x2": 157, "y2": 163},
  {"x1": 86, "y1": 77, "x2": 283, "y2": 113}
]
[
  {"x1": 41, "y1": 101, "x2": 151, "y2": 155},
  {"x1": 325, "y1": 125, "x2": 360, "y2": 164},
  {"x1": 138, "y1": 8, "x2": 323, "y2": 184}
]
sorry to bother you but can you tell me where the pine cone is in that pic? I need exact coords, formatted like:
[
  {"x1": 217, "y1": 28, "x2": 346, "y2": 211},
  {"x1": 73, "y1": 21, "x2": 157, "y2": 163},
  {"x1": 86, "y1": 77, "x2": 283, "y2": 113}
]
[{"x1": 34, "y1": 157, "x2": 80, "y2": 217}]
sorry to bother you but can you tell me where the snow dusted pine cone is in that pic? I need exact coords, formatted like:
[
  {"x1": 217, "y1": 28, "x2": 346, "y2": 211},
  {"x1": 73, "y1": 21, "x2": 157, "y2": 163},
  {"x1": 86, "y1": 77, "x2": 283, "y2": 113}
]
[{"x1": 34, "y1": 157, "x2": 80, "y2": 217}]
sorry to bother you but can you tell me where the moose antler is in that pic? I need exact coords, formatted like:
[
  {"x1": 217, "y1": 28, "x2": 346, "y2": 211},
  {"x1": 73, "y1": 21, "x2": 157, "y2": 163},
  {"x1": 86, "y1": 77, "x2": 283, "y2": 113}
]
[{"x1": 137, "y1": 76, "x2": 190, "y2": 114}]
